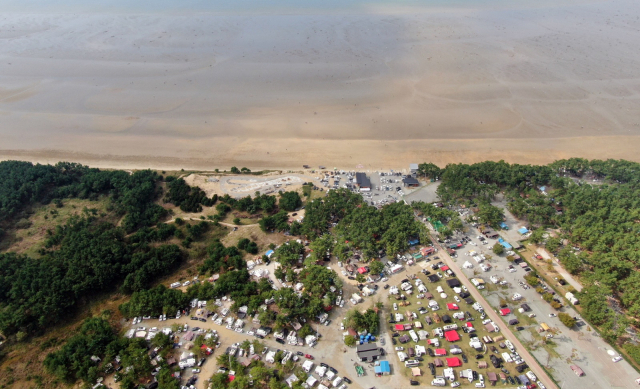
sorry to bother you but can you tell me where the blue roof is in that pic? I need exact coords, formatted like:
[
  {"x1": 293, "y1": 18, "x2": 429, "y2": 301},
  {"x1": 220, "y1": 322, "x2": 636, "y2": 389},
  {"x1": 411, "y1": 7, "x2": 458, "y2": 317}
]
[
  {"x1": 265, "y1": 250, "x2": 274, "y2": 256},
  {"x1": 518, "y1": 227, "x2": 529, "y2": 234},
  {"x1": 500, "y1": 241, "x2": 512, "y2": 249},
  {"x1": 539, "y1": 186, "x2": 546, "y2": 192},
  {"x1": 374, "y1": 361, "x2": 390, "y2": 374},
  {"x1": 499, "y1": 222, "x2": 508, "y2": 229}
]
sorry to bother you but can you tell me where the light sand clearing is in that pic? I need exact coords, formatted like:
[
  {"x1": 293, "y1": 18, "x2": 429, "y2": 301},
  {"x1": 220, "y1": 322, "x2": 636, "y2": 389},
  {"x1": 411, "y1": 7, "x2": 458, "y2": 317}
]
[{"x1": 1, "y1": 0, "x2": 640, "y2": 169}]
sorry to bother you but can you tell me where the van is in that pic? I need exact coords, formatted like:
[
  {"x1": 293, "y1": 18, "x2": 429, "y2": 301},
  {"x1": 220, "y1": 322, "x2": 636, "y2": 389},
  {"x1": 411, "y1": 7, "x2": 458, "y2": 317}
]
[
  {"x1": 526, "y1": 371, "x2": 537, "y2": 382},
  {"x1": 405, "y1": 360, "x2": 420, "y2": 367},
  {"x1": 170, "y1": 282, "x2": 181, "y2": 288}
]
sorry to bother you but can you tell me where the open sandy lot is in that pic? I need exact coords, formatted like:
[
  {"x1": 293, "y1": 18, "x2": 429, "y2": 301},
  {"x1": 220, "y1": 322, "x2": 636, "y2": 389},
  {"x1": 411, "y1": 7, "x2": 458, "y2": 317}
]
[{"x1": 2, "y1": 0, "x2": 640, "y2": 170}]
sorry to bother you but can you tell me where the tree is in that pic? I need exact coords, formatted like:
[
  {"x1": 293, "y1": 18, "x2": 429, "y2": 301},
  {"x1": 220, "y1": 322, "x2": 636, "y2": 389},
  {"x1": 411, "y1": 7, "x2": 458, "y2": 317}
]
[
  {"x1": 369, "y1": 260, "x2": 385, "y2": 276},
  {"x1": 558, "y1": 313, "x2": 576, "y2": 328},
  {"x1": 344, "y1": 336, "x2": 356, "y2": 347},
  {"x1": 230, "y1": 166, "x2": 240, "y2": 174},
  {"x1": 492, "y1": 243, "x2": 505, "y2": 256},
  {"x1": 233, "y1": 217, "x2": 241, "y2": 225},
  {"x1": 355, "y1": 274, "x2": 366, "y2": 283},
  {"x1": 279, "y1": 191, "x2": 302, "y2": 212},
  {"x1": 524, "y1": 275, "x2": 539, "y2": 286}
]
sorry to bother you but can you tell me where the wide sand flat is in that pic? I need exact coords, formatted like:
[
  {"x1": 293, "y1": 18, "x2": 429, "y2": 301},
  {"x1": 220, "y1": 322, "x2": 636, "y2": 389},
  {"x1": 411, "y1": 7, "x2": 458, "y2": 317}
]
[{"x1": 1, "y1": 0, "x2": 640, "y2": 169}]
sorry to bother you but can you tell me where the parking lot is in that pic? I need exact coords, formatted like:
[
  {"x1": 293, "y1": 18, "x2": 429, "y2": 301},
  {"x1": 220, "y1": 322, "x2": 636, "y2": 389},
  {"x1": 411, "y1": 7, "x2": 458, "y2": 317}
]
[{"x1": 451, "y1": 225, "x2": 640, "y2": 389}]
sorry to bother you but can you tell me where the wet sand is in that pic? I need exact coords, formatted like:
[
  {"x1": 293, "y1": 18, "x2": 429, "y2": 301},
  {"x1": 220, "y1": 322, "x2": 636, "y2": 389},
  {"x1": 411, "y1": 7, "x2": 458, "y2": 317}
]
[{"x1": 1, "y1": 0, "x2": 640, "y2": 169}]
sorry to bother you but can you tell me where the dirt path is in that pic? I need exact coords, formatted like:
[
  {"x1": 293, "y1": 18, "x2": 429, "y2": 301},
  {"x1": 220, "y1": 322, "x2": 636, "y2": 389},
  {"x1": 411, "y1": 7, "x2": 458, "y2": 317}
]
[{"x1": 428, "y1": 232, "x2": 559, "y2": 389}]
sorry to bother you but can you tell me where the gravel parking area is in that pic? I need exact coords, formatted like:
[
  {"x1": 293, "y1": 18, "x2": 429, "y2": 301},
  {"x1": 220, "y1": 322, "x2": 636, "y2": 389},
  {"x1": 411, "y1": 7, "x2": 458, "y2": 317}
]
[{"x1": 454, "y1": 225, "x2": 640, "y2": 389}]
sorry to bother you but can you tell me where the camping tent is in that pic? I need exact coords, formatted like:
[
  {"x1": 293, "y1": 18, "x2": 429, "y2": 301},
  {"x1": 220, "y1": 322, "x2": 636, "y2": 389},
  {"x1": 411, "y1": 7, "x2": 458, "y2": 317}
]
[
  {"x1": 444, "y1": 331, "x2": 460, "y2": 342},
  {"x1": 446, "y1": 357, "x2": 462, "y2": 367}
]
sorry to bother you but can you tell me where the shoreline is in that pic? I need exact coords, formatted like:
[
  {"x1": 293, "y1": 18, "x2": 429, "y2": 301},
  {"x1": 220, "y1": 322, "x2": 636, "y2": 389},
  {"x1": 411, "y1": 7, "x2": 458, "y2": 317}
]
[{"x1": 3, "y1": 135, "x2": 640, "y2": 172}]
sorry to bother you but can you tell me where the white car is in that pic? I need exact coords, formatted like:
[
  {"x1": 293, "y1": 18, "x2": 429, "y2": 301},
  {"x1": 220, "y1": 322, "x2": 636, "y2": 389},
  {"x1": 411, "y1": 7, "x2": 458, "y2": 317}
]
[
  {"x1": 453, "y1": 296, "x2": 461, "y2": 303},
  {"x1": 549, "y1": 313, "x2": 557, "y2": 317},
  {"x1": 528, "y1": 313, "x2": 536, "y2": 318},
  {"x1": 393, "y1": 303, "x2": 398, "y2": 311},
  {"x1": 462, "y1": 286, "x2": 468, "y2": 292},
  {"x1": 192, "y1": 368, "x2": 201, "y2": 373},
  {"x1": 395, "y1": 346, "x2": 404, "y2": 351},
  {"x1": 612, "y1": 356, "x2": 623, "y2": 363},
  {"x1": 340, "y1": 322, "x2": 345, "y2": 330}
]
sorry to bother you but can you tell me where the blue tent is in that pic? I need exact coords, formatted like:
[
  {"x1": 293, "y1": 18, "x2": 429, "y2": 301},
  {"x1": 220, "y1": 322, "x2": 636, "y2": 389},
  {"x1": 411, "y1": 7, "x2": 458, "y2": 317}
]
[
  {"x1": 518, "y1": 227, "x2": 529, "y2": 235},
  {"x1": 499, "y1": 222, "x2": 509, "y2": 230}
]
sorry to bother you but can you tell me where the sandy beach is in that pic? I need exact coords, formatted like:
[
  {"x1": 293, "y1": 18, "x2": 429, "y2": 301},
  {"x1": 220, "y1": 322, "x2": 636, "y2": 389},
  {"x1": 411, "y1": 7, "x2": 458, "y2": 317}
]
[{"x1": 1, "y1": 0, "x2": 640, "y2": 170}]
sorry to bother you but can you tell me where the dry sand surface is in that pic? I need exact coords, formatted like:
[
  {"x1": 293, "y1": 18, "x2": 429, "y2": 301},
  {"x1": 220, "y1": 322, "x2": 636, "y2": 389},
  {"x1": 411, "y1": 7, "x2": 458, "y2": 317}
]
[{"x1": 2, "y1": 0, "x2": 640, "y2": 169}]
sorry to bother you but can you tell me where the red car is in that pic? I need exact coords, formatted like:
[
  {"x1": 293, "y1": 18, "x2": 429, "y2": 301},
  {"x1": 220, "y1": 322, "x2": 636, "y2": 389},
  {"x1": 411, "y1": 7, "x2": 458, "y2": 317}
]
[{"x1": 305, "y1": 354, "x2": 314, "y2": 360}]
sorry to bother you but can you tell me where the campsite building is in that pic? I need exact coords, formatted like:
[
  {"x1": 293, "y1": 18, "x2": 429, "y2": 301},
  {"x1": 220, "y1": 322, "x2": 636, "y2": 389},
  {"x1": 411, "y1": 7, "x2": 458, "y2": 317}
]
[{"x1": 355, "y1": 173, "x2": 372, "y2": 192}]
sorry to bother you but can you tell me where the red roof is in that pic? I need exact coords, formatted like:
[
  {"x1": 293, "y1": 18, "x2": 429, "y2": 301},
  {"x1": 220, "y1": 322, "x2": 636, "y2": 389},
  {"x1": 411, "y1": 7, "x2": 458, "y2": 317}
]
[
  {"x1": 465, "y1": 322, "x2": 473, "y2": 328},
  {"x1": 358, "y1": 267, "x2": 367, "y2": 274},
  {"x1": 435, "y1": 348, "x2": 447, "y2": 356},
  {"x1": 446, "y1": 357, "x2": 462, "y2": 367},
  {"x1": 444, "y1": 330, "x2": 460, "y2": 342},
  {"x1": 447, "y1": 303, "x2": 459, "y2": 310},
  {"x1": 500, "y1": 308, "x2": 511, "y2": 316},
  {"x1": 440, "y1": 265, "x2": 450, "y2": 271},
  {"x1": 395, "y1": 324, "x2": 405, "y2": 331}
]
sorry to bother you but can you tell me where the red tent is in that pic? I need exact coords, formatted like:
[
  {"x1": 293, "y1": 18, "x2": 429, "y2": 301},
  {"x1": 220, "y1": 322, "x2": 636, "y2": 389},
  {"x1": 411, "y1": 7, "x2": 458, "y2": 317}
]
[
  {"x1": 444, "y1": 331, "x2": 460, "y2": 342},
  {"x1": 500, "y1": 308, "x2": 511, "y2": 316},
  {"x1": 358, "y1": 267, "x2": 367, "y2": 274},
  {"x1": 435, "y1": 348, "x2": 447, "y2": 356},
  {"x1": 395, "y1": 324, "x2": 405, "y2": 331},
  {"x1": 446, "y1": 303, "x2": 459, "y2": 310},
  {"x1": 440, "y1": 265, "x2": 450, "y2": 271},
  {"x1": 446, "y1": 357, "x2": 462, "y2": 367}
]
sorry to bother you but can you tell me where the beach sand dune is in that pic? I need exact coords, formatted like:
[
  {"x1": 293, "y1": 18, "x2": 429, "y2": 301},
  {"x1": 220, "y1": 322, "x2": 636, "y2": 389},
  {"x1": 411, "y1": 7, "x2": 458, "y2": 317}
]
[{"x1": 1, "y1": 0, "x2": 640, "y2": 169}]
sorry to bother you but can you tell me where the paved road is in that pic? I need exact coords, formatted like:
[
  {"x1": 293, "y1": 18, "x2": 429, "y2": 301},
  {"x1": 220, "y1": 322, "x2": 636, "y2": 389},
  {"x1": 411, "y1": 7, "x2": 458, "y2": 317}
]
[{"x1": 428, "y1": 233, "x2": 559, "y2": 389}]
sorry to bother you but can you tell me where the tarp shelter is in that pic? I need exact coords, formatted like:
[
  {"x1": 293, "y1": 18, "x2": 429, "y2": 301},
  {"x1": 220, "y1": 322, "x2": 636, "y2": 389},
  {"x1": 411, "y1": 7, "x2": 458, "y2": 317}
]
[
  {"x1": 434, "y1": 358, "x2": 444, "y2": 367},
  {"x1": 498, "y1": 238, "x2": 512, "y2": 249},
  {"x1": 427, "y1": 274, "x2": 440, "y2": 283},
  {"x1": 447, "y1": 303, "x2": 459, "y2": 310},
  {"x1": 435, "y1": 348, "x2": 447, "y2": 356},
  {"x1": 487, "y1": 372, "x2": 498, "y2": 383},
  {"x1": 446, "y1": 279, "x2": 461, "y2": 288},
  {"x1": 477, "y1": 361, "x2": 488, "y2": 368},
  {"x1": 357, "y1": 267, "x2": 367, "y2": 274},
  {"x1": 442, "y1": 315, "x2": 452, "y2": 323},
  {"x1": 440, "y1": 265, "x2": 450, "y2": 271},
  {"x1": 395, "y1": 324, "x2": 405, "y2": 331},
  {"x1": 485, "y1": 323, "x2": 496, "y2": 333},
  {"x1": 411, "y1": 367, "x2": 421, "y2": 376},
  {"x1": 518, "y1": 227, "x2": 529, "y2": 235},
  {"x1": 500, "y1": 222, "x2": 509, "y2": 229},
  {"x1": 265, "y1": 250, "x2": 274, "y2": 258},
  {"x1": 446, "y1": 357, "x2": 462, "y2": 367},
  {"x1": 444, "y1": 331, "x2": 460, "y2": 342},
  {"x1": 408, "y1": 238, "x2": 419, "y2": 246},
  {"x1": 500, "y1": 308, "x2": 511, "y2": 316},
  {"x1": 374, "y1": 361, "x2": 390, "y2": 375}
]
